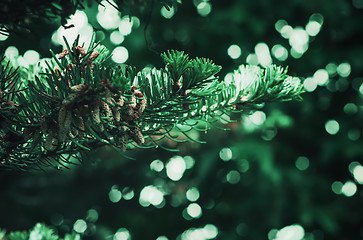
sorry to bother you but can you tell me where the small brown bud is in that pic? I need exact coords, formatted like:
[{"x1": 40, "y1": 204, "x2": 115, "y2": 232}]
[
  {"x1": 67, "y1": 63, "x2": 76, "y2": 71},
  {"x1": 116, "y1": 95, "x2": 124, "y2": 107},
  {"x1": 172, "y1": 80, "x2": 181, "y2": 93},
  {"x1": 54, "y1": 67, "x2": 62, "y2": 77},
  {"x1": 131, "y1": 85, "x2": 138, "y2": 92},
  {"x1": 89, "y1": 51, "x2": 99, "y2": 61},
  {"x1": 129, "y1": 96, "x2": 136, "y2": 108},
  {"x1": 135, "y1": 98, "x2": 146, "y2": 117},
  {"x1": 58, "y1": 49, "x2": 69, "y2": 59},
  {"x1": 76, "y1": 46, "x2": 86, "y2": 56},
  {"x1": 134, "y1": 89, "x2": 144, "y2": 98}
]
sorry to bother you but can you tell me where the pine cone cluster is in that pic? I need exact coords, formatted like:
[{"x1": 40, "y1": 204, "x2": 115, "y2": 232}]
[
  {"x1": 20, "y1": 46, "x2": 147, "y2": 153},
  {"x1": 22, "y1": 82, "x2": 147, "y2": 153}
]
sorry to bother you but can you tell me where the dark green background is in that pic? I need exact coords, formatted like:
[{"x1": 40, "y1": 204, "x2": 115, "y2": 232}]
[{"x1": 1, "y1": 0, "x2": 362, "y2": 239}]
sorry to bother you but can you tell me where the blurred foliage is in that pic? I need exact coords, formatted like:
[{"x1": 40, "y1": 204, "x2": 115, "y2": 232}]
[
  {"x1": 0, "y1": 0, "x2": 181, "y2": 35},
  {"x1": 0, "y1": 0, "x2": 363, "y2": 240},
  {"x1": 0, "y1": 223, "x2": 80, "y2": 240}
]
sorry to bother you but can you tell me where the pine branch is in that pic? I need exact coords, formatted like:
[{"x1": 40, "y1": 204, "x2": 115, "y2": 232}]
[
  {"x1": 0, "y1": 38, "x2": 304, "y2": 170},
  {"x1": 225, "y1": 64, "x2": 304, "y2": 109}
]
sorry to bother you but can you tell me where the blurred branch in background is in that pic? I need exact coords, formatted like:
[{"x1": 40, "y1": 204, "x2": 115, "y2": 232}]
[{"x1": 0, "y1": 223, "x2": 79, "y2": 240}]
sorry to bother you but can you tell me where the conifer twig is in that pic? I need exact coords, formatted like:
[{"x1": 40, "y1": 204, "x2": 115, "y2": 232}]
[{"x1": 0, "y1": 38, "x2": 304, "y2": 170}]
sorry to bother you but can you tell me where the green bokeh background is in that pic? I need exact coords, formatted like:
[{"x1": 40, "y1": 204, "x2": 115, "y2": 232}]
[{"x1": 1, "y1": 0, "x2": 362, "y2": 239}]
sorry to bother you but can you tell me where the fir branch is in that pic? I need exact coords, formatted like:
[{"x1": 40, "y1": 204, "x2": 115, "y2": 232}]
[
  {"x1": 161, "y1": 50, "x2": 190, "y2": 83},
  {"x1": 225, "y1": 64, "x2": 304, "y2": 109},
  {"x1": 0, "y1": 39, "x2": 304, "y2": 170}
]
